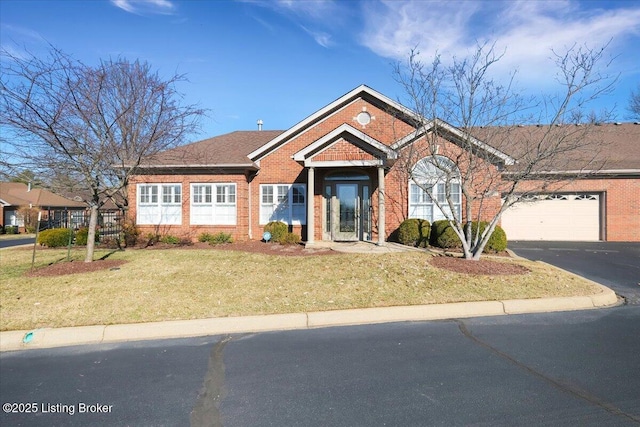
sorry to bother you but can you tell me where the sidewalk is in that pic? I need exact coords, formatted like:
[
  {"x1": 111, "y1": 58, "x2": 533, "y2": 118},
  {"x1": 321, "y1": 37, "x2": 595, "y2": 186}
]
[{"x1": 0, "y1": 282, "x2": 619, "y2": 352}]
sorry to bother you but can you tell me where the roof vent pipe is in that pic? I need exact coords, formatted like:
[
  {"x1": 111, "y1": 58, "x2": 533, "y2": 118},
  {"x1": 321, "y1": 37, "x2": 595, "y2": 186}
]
[
  {"x1": 27, "y1": 182, "x2": 31, "y2": 192},
  {"x1": 257, "y1": 119, "x2": 263, "y2": 131}
]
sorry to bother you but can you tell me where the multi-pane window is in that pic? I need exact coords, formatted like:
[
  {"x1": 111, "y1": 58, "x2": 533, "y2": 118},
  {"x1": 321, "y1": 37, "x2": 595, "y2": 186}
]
[
  {"x1": 137, "y1": 184, "x2": 182, "y2": 225},
  {"x1": 260, "y1": 184, "x2": 306, "y2": 225},
  {"x1": 190, "y1": 183, "x2": 237, "y2": 225},
  {"x1": 162, "y1": 185, "x2": 181, "y2": 204},
  {"x1": 216, "y1": 185, "x2": 236, "y2": 204},
  {"x1": 193, "y1": 185, "x2": 212, "y2": 204},
  {"x1": 408, "y1": 156, "x2": 461, "y2": 222},
  {"x1": 139, "y1": 185, "x2": 158, "y2": 204}
]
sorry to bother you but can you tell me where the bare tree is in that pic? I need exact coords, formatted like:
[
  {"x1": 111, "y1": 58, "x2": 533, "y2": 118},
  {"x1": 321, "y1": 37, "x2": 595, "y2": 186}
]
[
  {"x1": 1, "y1": 45, "x2": 205, "y2": 261},
  {"x1": 628, "y1": 84, "x2": 640, "y2": 121},
  {"x1": 393, "y1": 42, "x2": 615, "y2": 260}
]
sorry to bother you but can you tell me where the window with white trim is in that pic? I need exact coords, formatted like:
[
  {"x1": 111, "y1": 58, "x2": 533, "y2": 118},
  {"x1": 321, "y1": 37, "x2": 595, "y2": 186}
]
[
  {"x1": 260, "y1": 184, "x2": 306, "y2": 225},
  {"x1": 408, "y1": 156, "x2": 461, "y2": 222},
  {"x1": 137, "y1": 183, "x2": 182, "y2": 225},
  {"x1": 190, "y1": 183, "x2": 237, "y2": 225}
]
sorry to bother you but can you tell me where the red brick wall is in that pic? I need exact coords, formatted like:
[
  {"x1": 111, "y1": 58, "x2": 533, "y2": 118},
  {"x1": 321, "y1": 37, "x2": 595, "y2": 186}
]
[
  {"x1": 128, "y1": 94, "x2": 640, "y2": 243},
  {"x1": 314, "y1": 139, "x2": 376, "y2": 161},
  {"x1": 128, "y1": 173, "x2": 250, "y2": 242}
]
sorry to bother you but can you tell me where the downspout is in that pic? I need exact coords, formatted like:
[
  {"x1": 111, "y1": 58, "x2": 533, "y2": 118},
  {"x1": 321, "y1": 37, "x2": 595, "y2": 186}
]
[
  {"x1": 248, "y1": 178, "x2": 252, "y2": 240},
  {"x1": 247, "y1": 169, "x2": 259, "y2": 240}
]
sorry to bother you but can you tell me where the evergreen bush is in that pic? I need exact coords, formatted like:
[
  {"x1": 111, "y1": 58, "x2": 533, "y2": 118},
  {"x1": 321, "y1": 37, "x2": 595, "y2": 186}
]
[
  {"x1": 208, "y1": 232, "x2": 234, "y2": 245},
  {"x1": 37, "y1": 228, "x2": 73, "y2": 248},
  {"x1": 159, "y1": 235, "x2": 181, "y2": 244},
  {"x1": 470, "y1": 222, "x2": 508, "y2": 252},
  {"x1": 430, "y1": 220, "x2": 508, "y2": 252},
  {"x1": 264, "y1": 221, "x2": 288, "y2": 242},
  {"x1": 75, "y1": 228, "x2": 99, "y2": 245},
  {"x1": 279, "y1": 232, "x2": 301, "y2": 245},
  {"x1": 398, "y1": 218, "x2": 431, "y2": 247}
]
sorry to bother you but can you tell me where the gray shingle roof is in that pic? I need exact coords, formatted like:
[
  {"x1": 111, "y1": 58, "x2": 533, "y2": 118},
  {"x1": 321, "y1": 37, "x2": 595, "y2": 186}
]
[{"x1": 139, "y1": 130, "x2": 284, "y2": 169}]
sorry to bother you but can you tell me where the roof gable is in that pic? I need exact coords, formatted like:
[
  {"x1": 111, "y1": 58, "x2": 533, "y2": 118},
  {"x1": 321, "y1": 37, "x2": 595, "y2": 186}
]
[
  {"x1": 293, "y1": 124, "x2": 397, "y2": 167},
  {"x1": 248, "y1": 85, "x2": 515, "y2": 168},
  {"x1": 392, "y1": 119, "x2": 516, "y2": 166},
  {"x1": 248, "y1": 85, "x2": 417, "y2": 162}
]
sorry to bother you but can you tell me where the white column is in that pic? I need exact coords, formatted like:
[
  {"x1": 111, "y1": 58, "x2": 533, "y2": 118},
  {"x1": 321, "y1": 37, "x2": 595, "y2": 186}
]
[
  {"x1": 307, "y1": 167, "x2": 315, "y2": 244},
  {"x1": 377, "y1": 166, "x2": 386, "y2": 246}
]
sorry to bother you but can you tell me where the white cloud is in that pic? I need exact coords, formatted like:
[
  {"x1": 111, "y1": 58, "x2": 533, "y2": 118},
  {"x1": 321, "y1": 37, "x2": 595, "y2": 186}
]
[
  {"x1": 300, "y1": 26, "x2": 333, "y2": 48},
  {"x1": 359, "y1": 0, "x2": 640, "y2": 87},
  {"x1": 243, "y1": 0, "x2": 342, "y2": 47},
  {"x1": 274, "y1": 0, "x2": 340, "y2": 20},
  {"x1": 111, "y1": 0, "x2": 176, "y2": 15}
]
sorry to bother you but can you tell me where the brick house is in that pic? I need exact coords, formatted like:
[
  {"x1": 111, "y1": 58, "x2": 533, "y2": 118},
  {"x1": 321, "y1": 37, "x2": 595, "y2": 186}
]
[
  {"x1": 0, "y1": 182, "x2": 87, "y2": 232},
  {"x1": 128, "y1": 85, "x2": 640, "y2": 243}
]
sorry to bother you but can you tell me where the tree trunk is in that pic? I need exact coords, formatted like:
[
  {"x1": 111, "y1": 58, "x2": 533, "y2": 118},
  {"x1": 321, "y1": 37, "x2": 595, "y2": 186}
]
[{"x1": 85, "y1": 204, "x2": 99, "y2": 263}]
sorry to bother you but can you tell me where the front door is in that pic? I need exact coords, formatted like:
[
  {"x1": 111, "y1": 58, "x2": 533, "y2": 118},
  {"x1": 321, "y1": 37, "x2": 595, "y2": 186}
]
[{"x1": 333, "y1": 183, "x2": 359, "y2": 241}]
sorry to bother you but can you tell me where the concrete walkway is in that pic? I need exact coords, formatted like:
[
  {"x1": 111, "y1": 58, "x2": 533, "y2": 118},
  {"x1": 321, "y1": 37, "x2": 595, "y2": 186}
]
[
  {"x1": 0, "y1": 283, "x2": 618, "y2": 352},
  {"x1": 307, "y1": 241, "x2": 423, "y2": 253}
]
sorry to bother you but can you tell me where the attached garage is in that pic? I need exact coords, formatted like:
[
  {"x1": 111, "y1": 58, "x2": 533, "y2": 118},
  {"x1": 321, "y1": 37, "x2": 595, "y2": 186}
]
[{"x1": 501, "y1": 194, "x2": 601, "y2": 241}]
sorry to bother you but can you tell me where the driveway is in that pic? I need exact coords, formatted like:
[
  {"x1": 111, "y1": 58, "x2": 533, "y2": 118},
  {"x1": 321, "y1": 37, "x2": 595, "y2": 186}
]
[{"x1": 508, "y1": 241, "x2": 640, "y2": 305}]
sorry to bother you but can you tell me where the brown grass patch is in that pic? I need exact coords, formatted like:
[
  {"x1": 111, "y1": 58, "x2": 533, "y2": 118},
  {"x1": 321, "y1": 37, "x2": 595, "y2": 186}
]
[{"x1": 0, "y1": 246, "x2": 603, "y2": 332}]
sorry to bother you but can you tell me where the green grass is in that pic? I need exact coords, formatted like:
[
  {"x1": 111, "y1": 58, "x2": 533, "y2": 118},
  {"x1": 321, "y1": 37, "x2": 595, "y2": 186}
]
[{"x1": 0, "y1": 246, "x2": 602, "y2": 331}]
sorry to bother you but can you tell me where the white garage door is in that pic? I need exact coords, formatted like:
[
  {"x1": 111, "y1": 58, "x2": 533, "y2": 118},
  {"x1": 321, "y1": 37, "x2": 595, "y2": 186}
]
[{"x1": 501, "y1": 194, "x2": 600, "y2": 241}]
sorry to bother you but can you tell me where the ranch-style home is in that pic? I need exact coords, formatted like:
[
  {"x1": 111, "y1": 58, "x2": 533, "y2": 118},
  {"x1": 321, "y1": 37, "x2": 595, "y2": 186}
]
[
  {"x1": 0, "y1": 182, "x2": 87, "y2": 232},
  {"x1": 128, "y1": 85, "x2": 640, "y2": 244}
]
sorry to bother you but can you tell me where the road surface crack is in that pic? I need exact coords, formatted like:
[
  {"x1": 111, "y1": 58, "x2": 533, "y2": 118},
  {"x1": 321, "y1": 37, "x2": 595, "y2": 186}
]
[
  {"x1": 190, "y1": 335, "x2": 233, "y2": 427},
  {"x1": 456, "y1": 319, "x2": 640, "y2": 424}
]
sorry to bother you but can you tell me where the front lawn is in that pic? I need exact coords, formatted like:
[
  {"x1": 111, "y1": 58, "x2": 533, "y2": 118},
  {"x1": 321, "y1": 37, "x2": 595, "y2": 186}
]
[{"x1": 0, "y1": 245, "x2": 601, "y2": 331}]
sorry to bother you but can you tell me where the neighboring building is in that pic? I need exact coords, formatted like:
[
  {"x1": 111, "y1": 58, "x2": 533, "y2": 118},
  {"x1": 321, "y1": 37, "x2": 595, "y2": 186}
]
[
  {"x1": 0, "y1": 182, "x2": 86, "y2": 232},
  {"x1": 128, "y1": 85, "x2": 640, "y2": 243}
]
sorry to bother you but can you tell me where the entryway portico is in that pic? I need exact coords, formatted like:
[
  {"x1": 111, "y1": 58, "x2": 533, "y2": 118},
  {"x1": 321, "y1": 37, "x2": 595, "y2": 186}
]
[{"x1": 293, "y1": 124, "x2": 397, "y2": 245}]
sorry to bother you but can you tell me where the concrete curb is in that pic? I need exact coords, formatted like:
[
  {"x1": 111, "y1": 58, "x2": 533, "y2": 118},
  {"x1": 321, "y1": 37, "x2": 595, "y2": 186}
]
[{"x1": 0, "y1": 285, "x2": 618, "y2": 353}]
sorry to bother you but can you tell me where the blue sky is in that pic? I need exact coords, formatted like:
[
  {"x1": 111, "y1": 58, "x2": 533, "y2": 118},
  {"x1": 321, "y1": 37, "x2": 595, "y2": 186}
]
[{"x1": 1, "y1": 0, "x2": 639, "y2": 140}]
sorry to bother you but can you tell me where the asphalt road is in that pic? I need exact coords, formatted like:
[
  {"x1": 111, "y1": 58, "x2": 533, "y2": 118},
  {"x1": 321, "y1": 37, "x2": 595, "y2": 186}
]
[
  {"x1": 2, "y1": 307, "x2": 639, "y2": 426},
  {"x1": 0, "y1": 236, "x2": 35, "y2": 249},
  {"x1": 508, "y1": 241, "x2": 640, "y2": 305}
]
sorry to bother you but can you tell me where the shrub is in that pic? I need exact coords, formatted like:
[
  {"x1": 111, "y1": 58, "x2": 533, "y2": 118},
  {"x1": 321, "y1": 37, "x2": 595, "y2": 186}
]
[
  {"x1": 470, "y1": 221, "x2": 508, "y2": 253},
  {"x1": 75, "y1": 228, "x2": 99, "y2": 246},
  {"x1": 208, "y1": 232, "x2": 234, "y2": 245},
  {"x1": 263, "y1": 221, "x2": 288, "y2": 242},
  {"x1": 159, "y1": 235, "x2": 181, "y2": 244},
  {"x1": 397, "y1": 218, "x2": 431, "y2": 247},
  {"x1": 430, "y1": 220, "x2": 508, "y2": 252},
  {"x1": 435, "y1": 223, "x2": 462, "y2": 249},
  {"x1": 38, "y1": 228, "x2": 73, "y2": 248},
  {"x1": 279, "y1": 232, "x2": 301, "y2": 245},
  {"x1": 5, "y1": 225, "x2": 19, "y2": 235},
  {"x1": 198, "y1": 232, "x2": 214, "y2": 243},
  {"x1": 99, "y1": 237, "x2": 120, "y2": 249},
  {"x1": 122, "y1": 222, "x2": 140, "y2": 247}
]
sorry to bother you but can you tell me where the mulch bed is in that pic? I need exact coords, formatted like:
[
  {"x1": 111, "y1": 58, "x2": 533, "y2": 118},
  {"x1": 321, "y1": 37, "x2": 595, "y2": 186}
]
[
  {"x1": 430, "y1": 256, "x2": 530, "y2": 275},
  {"x1": 26, "y1": 259, "x2": 128, "y2": 277},
  {"x1": 24, "y1": 242, "x2": 526, "y2": 277}
]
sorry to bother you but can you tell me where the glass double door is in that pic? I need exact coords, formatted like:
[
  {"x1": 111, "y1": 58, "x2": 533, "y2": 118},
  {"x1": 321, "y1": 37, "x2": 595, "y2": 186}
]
[{"x1": 326, "y1": 182, "x2": 371, "y2": 241}]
